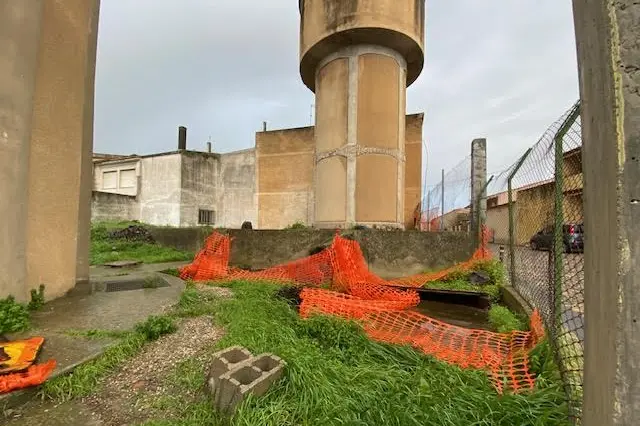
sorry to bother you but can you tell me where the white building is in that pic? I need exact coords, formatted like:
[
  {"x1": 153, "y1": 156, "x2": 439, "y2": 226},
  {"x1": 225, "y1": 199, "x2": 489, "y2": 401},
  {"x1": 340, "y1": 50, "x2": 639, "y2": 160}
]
[{"x1": 91, "y1": 146, "x2": 257, "y2": 228}]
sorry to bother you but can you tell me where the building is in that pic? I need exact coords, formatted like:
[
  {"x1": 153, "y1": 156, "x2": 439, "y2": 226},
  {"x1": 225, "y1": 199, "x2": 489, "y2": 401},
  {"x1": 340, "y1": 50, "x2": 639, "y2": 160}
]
[
  {"x1": 485, "y1": 147, "x2": 583, "y2": 245},
  {"x1": 92, "y1": 112, "x2": 423, "y2": 230},
  {"x1": 255, "y1": 113, "x2": 424, "y2": 229},
  {"x1": 92, "y1": 144, "x2": 256, "y2": 229}
]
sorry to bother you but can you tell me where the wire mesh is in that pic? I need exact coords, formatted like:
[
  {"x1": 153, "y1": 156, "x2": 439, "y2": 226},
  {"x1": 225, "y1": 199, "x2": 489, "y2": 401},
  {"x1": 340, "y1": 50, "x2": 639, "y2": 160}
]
[
  {"x1": 420, "y1": 155, "x2": 472, "y2": 232},
  {"x1": 482, "y1": 100, "x2": 584, "y2": 423}
]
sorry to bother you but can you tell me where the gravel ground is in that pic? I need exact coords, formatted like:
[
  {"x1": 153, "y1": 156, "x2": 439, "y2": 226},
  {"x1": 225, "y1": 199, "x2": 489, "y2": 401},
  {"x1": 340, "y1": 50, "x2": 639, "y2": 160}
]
[{"x1": 83, "y1": 315, "x2": 225, "y2": 425}]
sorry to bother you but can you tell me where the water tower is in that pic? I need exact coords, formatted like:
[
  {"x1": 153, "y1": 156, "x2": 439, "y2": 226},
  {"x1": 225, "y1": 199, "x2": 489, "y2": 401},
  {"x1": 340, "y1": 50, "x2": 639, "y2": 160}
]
[{"x1": 299, "y1": 0, "x2": 425, "y2": 229}]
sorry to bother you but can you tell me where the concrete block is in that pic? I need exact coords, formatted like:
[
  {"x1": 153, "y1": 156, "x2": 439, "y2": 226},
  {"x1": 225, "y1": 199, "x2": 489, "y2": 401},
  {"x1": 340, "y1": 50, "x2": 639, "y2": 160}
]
[
  {"x1": 206, "y1": 346, "x2": 253, "y2": 404},
  {"x1": 207, "y1": 348, "x2": 285, "y2": 415}
]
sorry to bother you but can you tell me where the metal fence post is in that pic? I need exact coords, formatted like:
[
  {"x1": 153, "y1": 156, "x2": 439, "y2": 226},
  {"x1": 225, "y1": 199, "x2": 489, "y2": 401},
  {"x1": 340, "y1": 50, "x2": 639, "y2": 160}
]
[
  {"x1": 507, "y1": 148, "x2": 533, "y2": 286},
  {"x1": 553, "y1": 102, "x2": 581, "y2": 336}
]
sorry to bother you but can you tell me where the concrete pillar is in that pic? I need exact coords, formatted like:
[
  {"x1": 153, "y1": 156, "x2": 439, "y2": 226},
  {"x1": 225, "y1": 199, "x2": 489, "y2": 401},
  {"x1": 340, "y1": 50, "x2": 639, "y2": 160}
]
[
  {"x1": 299, "y1": 0, "x2": 425, "y2": 229},
  {"x1": 0, "y1": 0, "x2": 100, "y2": 301},
  {"x1": 0, "y1": 1, "x2": 45, "y2": 301},
  {"x1": 470, "y1": 138, "x2": 487, "y2": 248},
  {"x1": 572, "y1": 1, "x2": 640, "y2": 425}
]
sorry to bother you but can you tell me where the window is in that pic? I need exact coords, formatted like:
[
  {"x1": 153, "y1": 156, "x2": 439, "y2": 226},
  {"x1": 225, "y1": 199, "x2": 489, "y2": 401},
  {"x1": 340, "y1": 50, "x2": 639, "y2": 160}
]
[
  {"x1": 198, "y1": 209, "x2": 215, "y2": 225},
  {"x1": 102, "y1": 171, "x2": 117, "y2": 189},
  {"x1": 119, "y1": 168, "x2": 136, "y2": 188}
]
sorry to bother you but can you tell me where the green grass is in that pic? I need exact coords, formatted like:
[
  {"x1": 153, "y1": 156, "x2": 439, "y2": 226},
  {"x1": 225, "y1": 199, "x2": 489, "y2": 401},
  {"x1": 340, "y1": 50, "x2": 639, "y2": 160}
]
[
  {"x1": 40, "y1": 315, "x2": 178, "y2": 401},
  {"x1": 488, "y1": 305, "x2": 527, "y2": 333},
  {"x1": 90, "y1": 222, "x2": 193, "y2": 265},
  {"x1": 140, "y1": 281, "x2": 569, "y2": 426},
  {"x1": 423, "y1": 259, "x2": 507, "y2": 303}
]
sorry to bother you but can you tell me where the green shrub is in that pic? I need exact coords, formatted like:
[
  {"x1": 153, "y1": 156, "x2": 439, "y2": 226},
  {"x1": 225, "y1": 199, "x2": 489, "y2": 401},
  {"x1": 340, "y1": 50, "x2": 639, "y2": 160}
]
[
  {"x1": 28, "y1": 284, "x2": 46, "y2": 311},
  {"x1": 488, "y1": 305, "x2": 527, "y2": 333},
  {"x1": 472, "y1": 259, "x2": 507, "y2": 286},
  {"x1": 0, "y1": 296, "x2": 31, "y2": 334},
  {"x1": 134, "y1": 315, "x2": 177, "y2": 341}
]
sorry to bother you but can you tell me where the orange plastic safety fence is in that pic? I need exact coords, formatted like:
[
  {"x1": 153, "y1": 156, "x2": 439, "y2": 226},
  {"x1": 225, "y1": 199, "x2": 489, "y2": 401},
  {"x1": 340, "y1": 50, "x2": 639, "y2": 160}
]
[
  {"x1": 0, "y1": 360, "x2": 57, "y2": 394},
  {"x1": 180, "y1": 228, "x2": 544, "y2": 394}
]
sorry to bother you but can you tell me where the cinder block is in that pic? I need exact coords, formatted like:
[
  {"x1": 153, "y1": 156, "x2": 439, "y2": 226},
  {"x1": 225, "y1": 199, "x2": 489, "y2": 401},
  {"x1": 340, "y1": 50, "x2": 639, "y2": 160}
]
[
  {"x1": 206, "y1": 346, "x2": 253, "y2": 404},
  {"x1": 215, "y1": 352, "x2": 286, "y2": 414}
]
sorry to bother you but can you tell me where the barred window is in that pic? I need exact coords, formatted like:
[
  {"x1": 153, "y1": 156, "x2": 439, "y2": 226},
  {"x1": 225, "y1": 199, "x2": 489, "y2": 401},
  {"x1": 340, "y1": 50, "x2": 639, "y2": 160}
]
[{"x1": 198, "y1": 209, "x2": 215, "y2": 225}]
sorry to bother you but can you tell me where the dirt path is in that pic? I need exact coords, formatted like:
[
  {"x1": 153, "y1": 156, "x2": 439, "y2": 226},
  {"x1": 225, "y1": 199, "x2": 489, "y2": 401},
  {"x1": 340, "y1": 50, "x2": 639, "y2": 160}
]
[{"x1": 5, "y1": 289, "x2": 229, "y2": 426}]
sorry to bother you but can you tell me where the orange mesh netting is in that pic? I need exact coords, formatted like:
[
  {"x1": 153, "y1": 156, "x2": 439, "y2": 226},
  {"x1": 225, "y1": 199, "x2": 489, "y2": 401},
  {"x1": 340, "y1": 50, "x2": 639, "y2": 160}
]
[
  {"x1": 180, "y1": 229, "x2": 544, "y2": 393},
  {"x1": 0, "y1": 337, "x2": 57, "y2": 394}
]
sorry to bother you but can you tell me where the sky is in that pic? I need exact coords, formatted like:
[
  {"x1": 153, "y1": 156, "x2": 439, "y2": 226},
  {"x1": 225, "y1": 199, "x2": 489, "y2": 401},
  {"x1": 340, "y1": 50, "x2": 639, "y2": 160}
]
[{"x1": 93, "y1": 0, "x2": 579, "y2": 191}]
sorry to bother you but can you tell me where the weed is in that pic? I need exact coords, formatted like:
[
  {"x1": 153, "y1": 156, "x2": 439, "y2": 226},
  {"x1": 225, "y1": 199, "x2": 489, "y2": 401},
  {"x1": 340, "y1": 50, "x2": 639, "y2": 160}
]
[
  {"x1": 488, "y1": 305, "x2": 527, "y2": 333},
  {"x1": 0, "y1": 295, "x2": 31, "y2": 334},
  {"x1": 172, "y1": 287, "x2": 221, "y2": 317},
  {"x1": 135, "y1": 315, "x2": 177, "y2": 341},
  {"x1": 28, "y1": 284, "x2": 46, "y2": 311},
  {"x1": 472, "y1": 259, "x2": 507, "y2": 287}
]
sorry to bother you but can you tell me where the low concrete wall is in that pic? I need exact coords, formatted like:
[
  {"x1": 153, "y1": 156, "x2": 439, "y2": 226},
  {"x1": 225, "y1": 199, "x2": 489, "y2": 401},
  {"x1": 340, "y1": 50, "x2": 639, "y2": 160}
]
[
  {"x1": 150, "y1": 228, "x2": 473, "y2": 277},
  {"x1": 91, "y1": 191, "x2": 139, "y2": 222}
]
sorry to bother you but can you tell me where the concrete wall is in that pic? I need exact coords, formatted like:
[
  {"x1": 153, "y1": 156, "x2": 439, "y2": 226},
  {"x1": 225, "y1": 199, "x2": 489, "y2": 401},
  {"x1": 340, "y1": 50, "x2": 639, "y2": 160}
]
[
  {"x1": 138, "y1": 153, "x2": 182, "y2": 227},
  {"x1": 91, "y1": 191, "x2": 139, "y2": 222},
  {"x1": 179, "y1": 151, "x2": 220, "y2": 227},
  {"x1": 256, "y1": 126, "x2": 315, "y2": 229},
  {"x1": 486, "y1": 205, "x2": 509, "y2": 244},
  {"x1": 256, "y1": 114, "x2": 423, "y2": 230},
  {"x1": 0, "y1": 0, "x2": 99, "y2": 301},
  {"x1": 515, "y1": 183, "x2": 554, "y2": 245},
  {"x1": 151, "y1": 228, "x2": 473, "y2": 277},
  {"x1": 219, "y1": 149, "x2": 257, "y2": 228}
]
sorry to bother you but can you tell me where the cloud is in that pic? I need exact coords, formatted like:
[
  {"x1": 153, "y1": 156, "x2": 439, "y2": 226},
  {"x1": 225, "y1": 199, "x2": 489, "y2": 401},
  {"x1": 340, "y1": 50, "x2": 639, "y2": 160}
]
[{"x1": 94, "y1": 0, "x2": 579, "y2": 191}]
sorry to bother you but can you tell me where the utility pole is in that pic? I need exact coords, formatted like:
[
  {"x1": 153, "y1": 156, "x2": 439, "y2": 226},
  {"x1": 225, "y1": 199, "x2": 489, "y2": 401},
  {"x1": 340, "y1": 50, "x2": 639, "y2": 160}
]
[{"x1": 440, "y1": 168, "x2": 445, "y2": 231}]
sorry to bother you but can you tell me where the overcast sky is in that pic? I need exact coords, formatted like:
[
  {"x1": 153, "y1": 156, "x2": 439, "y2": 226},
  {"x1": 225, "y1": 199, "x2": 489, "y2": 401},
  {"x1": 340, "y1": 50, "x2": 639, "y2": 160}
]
[{"x1": 94, "y1": 0, "x2": 579, "y2": 189}]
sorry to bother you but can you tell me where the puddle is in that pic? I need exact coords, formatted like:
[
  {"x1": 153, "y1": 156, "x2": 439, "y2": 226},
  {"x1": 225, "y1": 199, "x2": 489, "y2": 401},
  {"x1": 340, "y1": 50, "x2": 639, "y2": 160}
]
[{"x1": 411, "y1": 300, "x2": 492, "y2": 331}]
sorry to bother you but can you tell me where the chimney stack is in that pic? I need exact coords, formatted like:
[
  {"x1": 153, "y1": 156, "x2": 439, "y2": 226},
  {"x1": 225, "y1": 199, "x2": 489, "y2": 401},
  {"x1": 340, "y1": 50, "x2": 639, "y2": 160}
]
[
  {"x1": 178, "y1": 126, "x2": 187, "y2": 150},
  {"x1": 262, "y1": 121, "x2": 267, "y2": 132},
  {"x1": 206, "y1": 141, "x2": 212, "y2": 153}
]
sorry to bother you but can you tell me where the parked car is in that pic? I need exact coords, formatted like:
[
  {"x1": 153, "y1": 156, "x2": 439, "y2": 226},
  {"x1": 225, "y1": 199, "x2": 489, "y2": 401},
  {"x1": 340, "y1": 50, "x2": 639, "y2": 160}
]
[{"x1": 529, "y1": 223, "x2": 584, "y2": 253}]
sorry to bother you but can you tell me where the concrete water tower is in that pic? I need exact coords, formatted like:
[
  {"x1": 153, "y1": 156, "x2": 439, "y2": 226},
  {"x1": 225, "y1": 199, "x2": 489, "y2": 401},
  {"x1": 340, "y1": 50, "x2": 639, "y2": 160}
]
[{"x1": 299, "y1": 0, "x2": 425, "y2": 229}]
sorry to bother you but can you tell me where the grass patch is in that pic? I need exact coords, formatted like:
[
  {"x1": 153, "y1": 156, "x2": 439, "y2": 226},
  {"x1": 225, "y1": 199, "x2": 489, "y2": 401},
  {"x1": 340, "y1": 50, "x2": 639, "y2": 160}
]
[
  {"x1": 424, "y1": 259, "x2": 507, "y2": 303},
  {"x1": 90, "y1": 222, "x2": 193, "y2": 265},
  {"x1": 63, "y1": 329, "x2": 132, "y2": 340},
  {"x1": 142, "y1": 280, "x2": 569, "y2": 426},
  {"x1": 40, "y1": 315, "x2": 178, "y2": 402},
  {"x1": 488, "y1": 305, "x2": 527, "y2": 333}
]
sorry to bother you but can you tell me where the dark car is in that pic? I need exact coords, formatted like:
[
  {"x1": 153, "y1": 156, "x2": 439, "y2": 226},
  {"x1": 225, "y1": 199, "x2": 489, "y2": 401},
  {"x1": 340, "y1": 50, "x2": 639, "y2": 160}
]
[{"x1": 529, "y1": 223, "x2": 584, "y2": 253}]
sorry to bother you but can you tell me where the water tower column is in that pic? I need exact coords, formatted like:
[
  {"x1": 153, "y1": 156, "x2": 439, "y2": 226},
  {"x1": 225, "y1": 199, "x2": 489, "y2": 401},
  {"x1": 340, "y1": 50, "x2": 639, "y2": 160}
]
[{"x1": 299, "y1": 0, "x2": 425, "y2": 229}]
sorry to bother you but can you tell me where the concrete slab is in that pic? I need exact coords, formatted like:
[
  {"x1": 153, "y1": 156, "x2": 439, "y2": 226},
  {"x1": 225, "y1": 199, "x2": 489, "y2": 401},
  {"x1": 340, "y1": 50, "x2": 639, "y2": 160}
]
[{"x1": 0, "y1": 272, "x2": 186, "y2": 411}]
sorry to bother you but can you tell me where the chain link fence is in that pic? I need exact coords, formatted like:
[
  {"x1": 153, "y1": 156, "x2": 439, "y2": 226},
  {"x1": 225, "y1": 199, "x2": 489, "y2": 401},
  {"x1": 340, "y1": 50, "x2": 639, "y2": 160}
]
[
  {"x1": 482, "y1": 100, "x2": 584, "y2": 422},
  {"x1": 420, "y1": 155, "x2": 472, "y2": 232}
]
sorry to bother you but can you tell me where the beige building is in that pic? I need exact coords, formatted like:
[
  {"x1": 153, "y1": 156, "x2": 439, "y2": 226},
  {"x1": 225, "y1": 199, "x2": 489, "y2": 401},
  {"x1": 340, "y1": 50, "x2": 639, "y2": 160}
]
[
  {"x1": 486, "y1": 147, "x2": 584, "y2": 245},
  {"x1": 256, "y1": 114, "x2": 424, "y2": 229}
]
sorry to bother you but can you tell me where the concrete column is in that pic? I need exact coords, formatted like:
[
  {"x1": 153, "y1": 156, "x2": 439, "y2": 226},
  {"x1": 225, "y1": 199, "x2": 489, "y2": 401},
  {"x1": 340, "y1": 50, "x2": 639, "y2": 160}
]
[
  {"x1": 299, "y1": 0, "x2": 424, "y2": 230},
  {"x1": 313, "y1": 45, "x2": 408, "y2": 229},
  {"x1": 470, "y1": 138, "x2": 487, "y2": 248},
  {"x1": 0, "y1": 1, "x2": 45, "y2": 301},
  {"x1": 572, "y1": 1, "x2": 640, "y2": 425}
]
